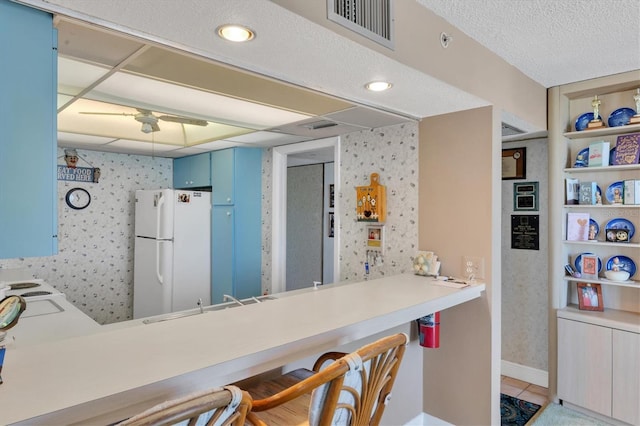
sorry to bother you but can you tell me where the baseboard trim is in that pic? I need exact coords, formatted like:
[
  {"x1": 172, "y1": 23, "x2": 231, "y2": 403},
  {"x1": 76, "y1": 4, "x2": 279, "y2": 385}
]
[
  {"x1": 404, "y1": 413, "x2": 453, "y2": 425},
  {"x1": 501, "y1": 360, "x2": 548, "y2": 388}
]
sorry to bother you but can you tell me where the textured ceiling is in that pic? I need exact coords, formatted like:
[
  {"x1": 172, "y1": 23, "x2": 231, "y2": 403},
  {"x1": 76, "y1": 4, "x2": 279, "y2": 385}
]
[{"x1": 418, "y1": 0, "x2": 640, "y2": 88}]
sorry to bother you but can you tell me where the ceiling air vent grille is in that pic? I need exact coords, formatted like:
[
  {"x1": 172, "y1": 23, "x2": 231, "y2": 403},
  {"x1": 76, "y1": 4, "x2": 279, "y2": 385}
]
[
  {"x1": 502, "y1": 123, "x2": 524, "y2": 137},
  {"x1": 327, "y1": 0, "x2": 394, "y2": 49}
]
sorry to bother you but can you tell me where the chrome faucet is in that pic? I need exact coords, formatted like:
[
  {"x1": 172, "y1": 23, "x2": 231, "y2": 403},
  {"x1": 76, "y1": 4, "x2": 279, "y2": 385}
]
[{"x1": 223, "y1": 294, "x2": 244, "y2": 306}]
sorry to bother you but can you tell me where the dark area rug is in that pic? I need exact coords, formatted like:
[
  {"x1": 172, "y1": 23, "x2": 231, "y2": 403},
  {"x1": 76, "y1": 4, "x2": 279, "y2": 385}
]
[{"x1": 501, "y1": 393, "x2": 542, "y2": 426}]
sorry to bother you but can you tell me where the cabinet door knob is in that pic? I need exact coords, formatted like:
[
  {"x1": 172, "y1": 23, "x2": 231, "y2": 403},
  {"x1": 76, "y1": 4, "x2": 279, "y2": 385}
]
[
  {"x1": 226, "y1": 211, "x2": 232, "y2": 216},
  {"x1": 227, "y1": 197, "x2": 232, "y2": 202}
]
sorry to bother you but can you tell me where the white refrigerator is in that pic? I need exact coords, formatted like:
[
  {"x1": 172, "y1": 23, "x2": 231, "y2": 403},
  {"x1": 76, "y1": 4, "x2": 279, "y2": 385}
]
[{"x1": 133, "y1": 189, "x2": 211, "y2": 319}]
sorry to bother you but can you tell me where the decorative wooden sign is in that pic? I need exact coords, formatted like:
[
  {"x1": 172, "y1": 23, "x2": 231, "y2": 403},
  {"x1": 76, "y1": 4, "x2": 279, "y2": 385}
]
[{"x1": 356, "y1": 173, "x2": 386, "y2": 222}]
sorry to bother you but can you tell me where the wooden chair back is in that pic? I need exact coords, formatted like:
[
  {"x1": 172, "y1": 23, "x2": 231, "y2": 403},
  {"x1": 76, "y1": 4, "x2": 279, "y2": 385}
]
[
  {"x1": 116, "y1": 385, "x2": 252, "y2": 426},
  {"x1": 249, "y1": 333, "x2": 408, "y2": 426}
]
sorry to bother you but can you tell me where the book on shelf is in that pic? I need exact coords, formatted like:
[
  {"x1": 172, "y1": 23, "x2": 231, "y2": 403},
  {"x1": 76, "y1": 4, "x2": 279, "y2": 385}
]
[
  {"x1": 613, "y1": 133, "x2": 640, "y2": 165},
  {"x1": 566, "y1": 178, "x2": 579, "y2": 205},
  {"x1": 624, "y1": 179, "x2": 640, "y2": 205},
  {"x1": 566, "y1": 212, "x2": 590, "y2": 241},
  {"x1": 588, "y1": 141, "x2": 610, "y2": 167},
  {"x1": 579, "y1": 181, "x2": 598, "y2": 205}
]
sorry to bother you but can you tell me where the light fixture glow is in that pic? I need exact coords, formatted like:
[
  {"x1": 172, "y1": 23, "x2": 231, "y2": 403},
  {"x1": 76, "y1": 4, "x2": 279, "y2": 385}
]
[
  {"x1": 141, "y1": 122, "x2": 153, "y2": 134},
  {"x1": 217, "y1": 24, "x2": 255, "y2": 42},
  {"x1": 365, "y1": 81, "x2": 392, "y2": 92}
]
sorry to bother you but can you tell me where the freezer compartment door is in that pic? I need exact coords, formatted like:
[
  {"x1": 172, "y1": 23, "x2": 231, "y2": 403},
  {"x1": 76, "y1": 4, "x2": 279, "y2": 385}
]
[
  {"x1": 135, "y1": 189, "x2": 175, "y2": 239},
  {"x1": 133, "y1": 237, "x2": 173, "y2": 319}
]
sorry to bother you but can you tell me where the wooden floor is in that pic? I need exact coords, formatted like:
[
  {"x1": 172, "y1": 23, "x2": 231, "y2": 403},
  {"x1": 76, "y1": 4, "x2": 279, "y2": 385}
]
[{"x1": 501, "y1": 375, "x2": 549, "y2": 407}]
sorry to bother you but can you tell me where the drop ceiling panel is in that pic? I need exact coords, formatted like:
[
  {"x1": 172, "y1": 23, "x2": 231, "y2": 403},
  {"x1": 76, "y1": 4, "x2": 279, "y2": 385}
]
[
  {"x1": 123, "y1": 46, "x2": 356, "y2": 116},
  {"x1": 56, "y1": 19, "x2": 146, "y2": 67},
  {"x1": 57, "y1": 57, "x2": 110, "y2": 96},
  {"x1": 89, "y1": 72, "x2": 312, "y2": 129}
]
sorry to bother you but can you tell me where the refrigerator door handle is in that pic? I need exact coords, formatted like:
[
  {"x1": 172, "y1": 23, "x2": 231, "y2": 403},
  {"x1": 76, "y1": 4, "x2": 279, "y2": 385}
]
[
  {"x1": 156, "y1": 192, "x2": 165, "y2": 240},
  {"x1": 156, "y1": 240, "x2": 164, "y2": 284}
]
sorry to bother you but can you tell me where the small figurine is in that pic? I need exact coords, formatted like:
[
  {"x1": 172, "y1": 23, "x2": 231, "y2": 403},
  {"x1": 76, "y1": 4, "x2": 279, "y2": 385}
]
[{"x1": 64, "y1": 148, "x2": 79, "y2": 168}]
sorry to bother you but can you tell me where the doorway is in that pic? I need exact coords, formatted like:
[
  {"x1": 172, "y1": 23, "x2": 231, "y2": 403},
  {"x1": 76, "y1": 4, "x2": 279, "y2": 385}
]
[{"x1": 271, "y1": 137, "x2": 340, "y2": 294}]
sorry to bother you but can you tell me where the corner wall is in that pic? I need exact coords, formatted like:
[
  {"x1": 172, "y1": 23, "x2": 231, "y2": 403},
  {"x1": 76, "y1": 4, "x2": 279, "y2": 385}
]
[{"x1": 419, "y1": 106, "x2": 499, "y2": 424}]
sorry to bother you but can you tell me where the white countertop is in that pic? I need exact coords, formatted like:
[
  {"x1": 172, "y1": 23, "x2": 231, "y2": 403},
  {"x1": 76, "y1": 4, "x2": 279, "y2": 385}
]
[{"x1": 0, "y1": 274, "x2": 484, "y2": 425}]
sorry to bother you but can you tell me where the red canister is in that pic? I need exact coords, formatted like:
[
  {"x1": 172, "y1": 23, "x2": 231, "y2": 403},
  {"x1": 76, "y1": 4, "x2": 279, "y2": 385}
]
[{"x1": 419, "y1": 312, "x2": 440, "y2": 348}]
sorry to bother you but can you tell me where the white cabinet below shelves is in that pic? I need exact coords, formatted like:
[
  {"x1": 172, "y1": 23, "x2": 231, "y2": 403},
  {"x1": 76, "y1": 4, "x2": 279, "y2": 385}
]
[{"x1": 558, "y1": 310, "x2": 640, "y2": 425}]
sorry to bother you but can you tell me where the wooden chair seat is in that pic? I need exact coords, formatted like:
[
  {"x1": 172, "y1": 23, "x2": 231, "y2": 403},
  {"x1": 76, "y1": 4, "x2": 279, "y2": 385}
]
[
  {"x1": 115, "y1": 385, "x2": 252, "y2": 426},
  {"x1": 244, "y1": 333, "x2": 408, "y2": 426}
]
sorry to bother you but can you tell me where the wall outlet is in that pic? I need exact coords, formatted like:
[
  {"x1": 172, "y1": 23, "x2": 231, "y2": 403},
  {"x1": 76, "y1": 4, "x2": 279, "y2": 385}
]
[{"x1": 462, "y1": 256, "x2": 485, "y2": 280}]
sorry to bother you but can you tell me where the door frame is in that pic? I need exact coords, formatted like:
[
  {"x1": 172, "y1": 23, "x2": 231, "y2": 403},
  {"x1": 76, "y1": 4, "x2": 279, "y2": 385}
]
[{"x1": 271, "y1": 137, "x2": 340, "y2": 294}]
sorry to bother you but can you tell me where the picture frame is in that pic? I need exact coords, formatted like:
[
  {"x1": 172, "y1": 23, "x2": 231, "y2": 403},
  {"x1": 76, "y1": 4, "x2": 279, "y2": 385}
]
[
  {"x1": 366, "y1": 224, "x2": 384, "y2": 252},
  {"x1": 328, "y1": 212, "x2": 334, "y2": 238},
  {"x1": 513, "y1": 181, "x2": 539, "y2": 211},
  {"x1": 580, "y1": 253, "x2": 599, "y2": 279},
  {"x1": 329, "y1": 184, "x2": 335, "y2": 208},
  {"x1": 576, "y1": 282, "x2": 604, "y2": 311},
  {"x1": 605, "y1": 228, "x2": 629, "y2": 243},
  {"x1": 502, "y1": 147, "x2": 526, "y2": 180}
]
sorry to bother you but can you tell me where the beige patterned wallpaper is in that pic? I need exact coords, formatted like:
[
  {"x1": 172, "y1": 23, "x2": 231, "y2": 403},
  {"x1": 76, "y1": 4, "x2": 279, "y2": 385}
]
[{"x1": 501, "y1": 138, "x2": 549, "y2": 371}]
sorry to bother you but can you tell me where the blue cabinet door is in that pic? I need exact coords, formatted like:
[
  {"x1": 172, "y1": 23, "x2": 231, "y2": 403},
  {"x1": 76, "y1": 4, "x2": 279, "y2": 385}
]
[
  {"x1": 173, "y1": 152, "x2": 210, "y2": 189},
  {"x1": 211, "y1": 149, "x2": 234, "y2": 204},
  {"x1": 211, "y1": 206, "x2": 234, "y2": 304},
  {"x1": 0, "y1": 2, "x2": 57, "y2": 258}
]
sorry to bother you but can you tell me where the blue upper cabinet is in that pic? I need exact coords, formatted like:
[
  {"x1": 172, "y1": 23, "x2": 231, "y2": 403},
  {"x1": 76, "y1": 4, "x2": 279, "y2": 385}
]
[
  {"x1": 211, "y1": 149, "x2": 234, "y2": 204},
  {"x1": 0, "y1": 2, "x2": 57, "y2": 259},
  {"x1": 173, "y1": 152, "x2": 211, "y2": 189}
]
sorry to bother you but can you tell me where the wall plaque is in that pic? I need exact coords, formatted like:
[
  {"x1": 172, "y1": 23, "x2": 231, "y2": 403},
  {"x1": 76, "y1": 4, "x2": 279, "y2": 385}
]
[{"x1": 511, "y1": 215, "x2": 539, "y2": 250}]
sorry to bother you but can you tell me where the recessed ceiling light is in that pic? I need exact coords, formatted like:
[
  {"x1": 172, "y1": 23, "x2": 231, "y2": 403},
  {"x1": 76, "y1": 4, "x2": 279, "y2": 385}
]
[
  {"x1": 217, "y1": 24, "x2": 255, "y2": 42},
  {"x1": 365, "y1": 81, "x2": 392, "y2": 92}
]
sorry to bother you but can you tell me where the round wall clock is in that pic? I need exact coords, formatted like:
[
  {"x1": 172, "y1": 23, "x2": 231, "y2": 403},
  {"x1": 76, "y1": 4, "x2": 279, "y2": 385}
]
[{"x1": 65, "y1": 187, "x2": 91, "y2": 210}]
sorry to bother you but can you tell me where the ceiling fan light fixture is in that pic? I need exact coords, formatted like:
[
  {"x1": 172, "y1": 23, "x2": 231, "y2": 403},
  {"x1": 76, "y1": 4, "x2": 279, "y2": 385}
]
[
  {"x1": 140, "y1": 122, "x2": 153, "y2": 133},
  {"x1": 217, "y1": 24, "x2": 255, "y2": 42},
  {"x1": 365, "y1": 81, "x2": 392, "y2": 92}
]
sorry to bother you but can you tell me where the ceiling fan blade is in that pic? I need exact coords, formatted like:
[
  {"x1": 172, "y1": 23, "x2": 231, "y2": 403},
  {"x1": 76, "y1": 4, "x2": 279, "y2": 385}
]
[
  {"x1": 79, "y1": 112, "x2": 136, "y2": 117},
  {"x1": 157, "y1": 115, "x2": 208, "y2": 126}
]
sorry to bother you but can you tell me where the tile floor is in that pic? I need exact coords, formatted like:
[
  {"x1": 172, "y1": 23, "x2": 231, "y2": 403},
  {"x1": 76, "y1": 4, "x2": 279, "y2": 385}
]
[{"x1": 501, "y1": 376, "x2": 549, "y2": 407}]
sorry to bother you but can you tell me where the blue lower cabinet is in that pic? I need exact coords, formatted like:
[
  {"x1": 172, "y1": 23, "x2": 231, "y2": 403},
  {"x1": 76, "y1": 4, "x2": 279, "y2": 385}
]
[{"x1": 211, "y1": 206, "x2": 234, "y2": 304}]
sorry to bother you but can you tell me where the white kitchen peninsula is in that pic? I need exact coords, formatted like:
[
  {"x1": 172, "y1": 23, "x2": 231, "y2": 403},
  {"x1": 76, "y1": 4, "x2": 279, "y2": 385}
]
[{"x1": 0, "y1": 274, "x2": 485, "y2": 425}]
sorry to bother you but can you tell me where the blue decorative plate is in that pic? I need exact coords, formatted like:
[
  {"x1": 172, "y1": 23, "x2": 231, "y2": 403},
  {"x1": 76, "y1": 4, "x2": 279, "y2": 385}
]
[
  {"x1": 608, "y1": 107, "x2": 636, "y2": 127},
  {"x1": 606, "y1": 255, "x2": 637, "y2": 278},
  {"x1": 574, "y1": 253, "x2": 602, "y2": 273},
  {"x1": 574, "y1": 147, "x2": 589, "y2": 167},
  {"x1": 605, "y1": 217, "x2": 635, "y2": 239},
  {"x1": 605, "y1": 181, "x2": 625, "y2": 204},
  {"x1": 575, "y1": 112, "x2": 598, "y2": 131},
  {"x1": 588, "y1": 218, "x2": 599, "y2": 240}
]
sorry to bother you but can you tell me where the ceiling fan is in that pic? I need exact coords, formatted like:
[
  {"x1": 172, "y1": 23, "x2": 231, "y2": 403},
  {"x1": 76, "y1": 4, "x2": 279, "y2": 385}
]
[{"x1": 79, "y1": 108, "x2": 208, "y2": 133}]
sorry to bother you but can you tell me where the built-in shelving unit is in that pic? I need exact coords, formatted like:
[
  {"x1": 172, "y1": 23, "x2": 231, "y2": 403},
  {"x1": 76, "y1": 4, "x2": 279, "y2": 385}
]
[{"x1": 549, "y1": 71, "x2": 640, "y2": 425}]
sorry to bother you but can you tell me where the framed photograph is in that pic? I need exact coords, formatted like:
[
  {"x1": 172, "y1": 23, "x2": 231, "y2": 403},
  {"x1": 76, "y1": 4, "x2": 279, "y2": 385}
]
[
  {"x1": 502, "y1": 147, "x2": 526, "y2": 180},
  {"x1": 366, "y1": 225, "x2": 384, "y2": 252},
  {"x1": 329, "y1": 184, "x2": 335, "y2": 208},
  {"x1": 577, "y1": 282, "x2": 604, "y2": 311},
  {"x1": 606, "y1": 228, "x2": 629, "y2": 243},
  {"x1": 328, "y1": 212, "x2": 334, "y2": 238},
  {"x1": 513, "y1": 181, "x2": 538, "y2": 211},
  {"x1": 580, "y1": 253, "x2": 599, "y2": 279}
]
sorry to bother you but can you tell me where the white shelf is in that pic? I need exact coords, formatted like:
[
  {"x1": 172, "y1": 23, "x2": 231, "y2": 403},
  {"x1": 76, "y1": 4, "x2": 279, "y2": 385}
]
[
  {"x1": 564, "y1": 276, "x2": 640, "y2": 289},
  {"x1": 564, "y1": 164, "x2": 640, "y2": 173},
  {"x1": 563, "y1": 123, "x2": 640, "y2": 139},
  {"x1": 564, "y1": 204, "x2": 639, "y2": 209},
  {"x1": 563, "y1": 240, "x2": 640, "y2": 248},
  {"x1": 558, "y1": 304, "x2": 640, "y2": 333}
]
